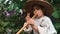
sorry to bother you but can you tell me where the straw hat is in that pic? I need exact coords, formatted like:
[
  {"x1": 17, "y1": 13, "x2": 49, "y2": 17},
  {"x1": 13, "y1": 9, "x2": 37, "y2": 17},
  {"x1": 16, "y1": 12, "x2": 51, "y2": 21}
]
[{"x1": 23, "y1": 0, "x2": 53, "y2": 16}]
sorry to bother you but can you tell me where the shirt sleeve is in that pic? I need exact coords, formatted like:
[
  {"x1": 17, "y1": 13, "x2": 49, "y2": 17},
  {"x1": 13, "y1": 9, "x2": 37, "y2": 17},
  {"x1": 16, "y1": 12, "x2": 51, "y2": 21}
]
[
  {"x1": 38, "y1": 18, "x2": 50, "y2": 34},
  {"x1": 47, "y1": 18, "x2": 57, "y2": 34},
  {"x1": 23, "y1": 23, "x2": 32, "y2": 33},
  {"x1": 38, "y1": 17, "x2": 57, "y2": 34}
]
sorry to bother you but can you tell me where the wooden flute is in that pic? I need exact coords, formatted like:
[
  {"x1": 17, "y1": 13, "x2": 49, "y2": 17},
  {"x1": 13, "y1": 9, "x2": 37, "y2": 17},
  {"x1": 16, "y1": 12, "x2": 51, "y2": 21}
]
[{"x1": 16, "y1": 14, "x2": 37, "y2": 34}]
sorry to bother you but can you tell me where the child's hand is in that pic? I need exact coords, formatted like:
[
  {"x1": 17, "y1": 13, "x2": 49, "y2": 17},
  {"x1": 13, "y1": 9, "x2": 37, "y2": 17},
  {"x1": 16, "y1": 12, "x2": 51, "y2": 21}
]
[{"x1": 26, "y1": 18, "x2": 34, "y2": 26}]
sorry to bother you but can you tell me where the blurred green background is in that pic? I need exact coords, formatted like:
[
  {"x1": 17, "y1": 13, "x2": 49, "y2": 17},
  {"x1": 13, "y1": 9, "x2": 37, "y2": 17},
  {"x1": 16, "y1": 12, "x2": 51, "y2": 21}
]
[{"x1": 0, "y1": 0, "x2": 60, "y2": 34}]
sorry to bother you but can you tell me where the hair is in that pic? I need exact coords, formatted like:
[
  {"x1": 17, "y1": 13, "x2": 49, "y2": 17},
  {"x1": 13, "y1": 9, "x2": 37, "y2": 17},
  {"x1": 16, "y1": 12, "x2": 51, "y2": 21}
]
[{"x1": 30, "y1": 4, "x2": 46, "y2": 18}]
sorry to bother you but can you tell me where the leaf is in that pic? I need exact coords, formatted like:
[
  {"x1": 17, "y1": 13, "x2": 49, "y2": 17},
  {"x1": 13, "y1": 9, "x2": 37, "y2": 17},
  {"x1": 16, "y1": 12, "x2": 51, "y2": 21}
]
[{"x1": 52, "y1": 7, "x2": 60, "y2": 18}]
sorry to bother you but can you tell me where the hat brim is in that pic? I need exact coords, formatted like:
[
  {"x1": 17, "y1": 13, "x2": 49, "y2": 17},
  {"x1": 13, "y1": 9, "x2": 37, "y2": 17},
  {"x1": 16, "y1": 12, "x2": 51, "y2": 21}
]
[{"x1": 23, "y1": 1, "x2": 53, "y2": 16}]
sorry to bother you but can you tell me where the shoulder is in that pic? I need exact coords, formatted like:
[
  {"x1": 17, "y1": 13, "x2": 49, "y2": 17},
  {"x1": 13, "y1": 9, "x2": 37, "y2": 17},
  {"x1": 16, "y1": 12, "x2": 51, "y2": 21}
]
[
  {"x1": 44, "y1": 16, "x2": 53, "y2": 23},
  {"x1": 44, "y1": 16, "x2": 51, "y2": 20},
  {"x1": 41, "y1": 16, "x2": 52, "y2": 23}
]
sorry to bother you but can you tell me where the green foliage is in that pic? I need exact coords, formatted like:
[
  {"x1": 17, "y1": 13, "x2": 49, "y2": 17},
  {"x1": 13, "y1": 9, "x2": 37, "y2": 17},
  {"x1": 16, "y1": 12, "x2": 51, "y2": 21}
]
[
  {"x1": 0, "y1": 0, "x2": 60, "y2": 34},
  {"x1": 52, "y1": 6, "x2": 60, "y2": 18}
]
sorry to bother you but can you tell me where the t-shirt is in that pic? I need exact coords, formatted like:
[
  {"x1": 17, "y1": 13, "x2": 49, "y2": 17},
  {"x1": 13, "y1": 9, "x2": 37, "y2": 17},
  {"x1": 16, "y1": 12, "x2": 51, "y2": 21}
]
[{"x1": 24, "y1": 16, "x2": 57, "y2": 34}]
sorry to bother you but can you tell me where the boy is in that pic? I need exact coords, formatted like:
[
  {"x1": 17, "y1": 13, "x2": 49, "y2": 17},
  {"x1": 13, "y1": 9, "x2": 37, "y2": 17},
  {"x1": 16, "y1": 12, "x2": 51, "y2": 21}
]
[{"x1": 23, "y1": 0, "x2": 57, "y2": 34}]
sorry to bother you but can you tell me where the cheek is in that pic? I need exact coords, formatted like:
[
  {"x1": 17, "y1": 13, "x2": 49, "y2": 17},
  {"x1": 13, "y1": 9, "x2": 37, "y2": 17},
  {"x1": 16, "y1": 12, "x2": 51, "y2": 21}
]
[
  {"x1": 37, "y1": 11, "x2": 42, "y2": 15},
  {"x1": 37, "y1": 11, "x2": 43, "y2": 16}
]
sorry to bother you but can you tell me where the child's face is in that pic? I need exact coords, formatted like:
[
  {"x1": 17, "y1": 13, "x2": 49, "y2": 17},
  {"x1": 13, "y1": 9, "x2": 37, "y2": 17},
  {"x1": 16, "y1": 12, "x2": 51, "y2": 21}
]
[{"x1": 33, "y1": 9, "x2": 44, "y2": 17}]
